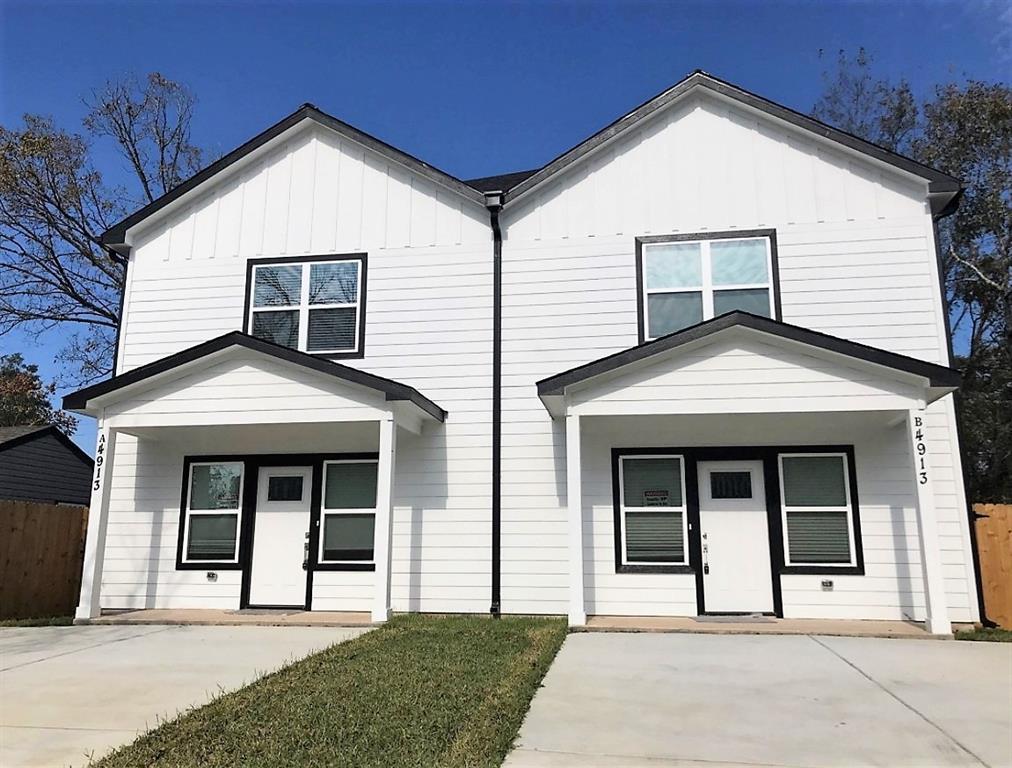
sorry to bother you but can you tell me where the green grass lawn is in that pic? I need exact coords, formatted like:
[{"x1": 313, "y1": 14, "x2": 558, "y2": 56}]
[
  {"x1": 92, "y1": 614, "x2": 567, "y2": 768},
  {"x1": 0, "y1": 615, "x2": 74, "y2": 627},
  {"x1": 955, "y1": 626, "x2": 1012, "y2": 642}
]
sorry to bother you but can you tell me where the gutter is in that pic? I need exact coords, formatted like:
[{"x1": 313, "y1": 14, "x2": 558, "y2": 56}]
[{"x1": 485, "y1": 191, "x2": 504, "y2": 617}]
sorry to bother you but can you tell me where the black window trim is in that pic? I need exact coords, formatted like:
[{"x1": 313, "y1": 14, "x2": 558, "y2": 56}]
[
  {"x1": 318, "y1": 457, "x2": 380, "y2": 566},
  {"x1": 242, "y1": 252, "x2": 367, "y2": 360},
  {"x1": 635, "y1": 229, "x2": 782, "y2": 345},
  {"x1": 178, "y1": 459, "x2": 246, "y2": 566},
  {"x1": 615, "y1": 453, "x2": 691, "y2": 572},
  {"x1": 610, "y1": 445, "x2": 865, "y2": 617}
]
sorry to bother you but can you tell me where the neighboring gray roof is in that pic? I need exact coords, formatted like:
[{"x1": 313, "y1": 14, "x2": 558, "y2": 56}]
[
  {"x1": 0, "y1": 424, "x2": 94, "y2": 468},
  {"x1": 0, "y1": 425, "x2": 51, "y2": 447}
]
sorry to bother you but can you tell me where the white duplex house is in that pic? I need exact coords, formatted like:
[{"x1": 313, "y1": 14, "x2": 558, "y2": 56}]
[{"x1": 66, "y1": 71, "x2": 980, "y2": 634}]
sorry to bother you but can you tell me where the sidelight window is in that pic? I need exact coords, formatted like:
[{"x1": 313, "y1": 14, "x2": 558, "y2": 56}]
[
  {"x1": 617, "y1": 455, "x2": 689, "y2": 566},
  {"x1": 182, "y1": 461, "x2": 244, "y2": 563},
  {"x1": 779, "y1": 453, "x2": 856, "y2": 566},
  {"x1": 319, "y1": 460, "x2": 378, "y2": 564}
]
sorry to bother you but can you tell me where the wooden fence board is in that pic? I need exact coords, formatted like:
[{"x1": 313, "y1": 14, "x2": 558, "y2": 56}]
[
  {"x1": 0, "y1": 500, "x2": 88, "y2": 620},
  {"x1": 974, "y1": 503, "x2": 1012, "y2": 629}
]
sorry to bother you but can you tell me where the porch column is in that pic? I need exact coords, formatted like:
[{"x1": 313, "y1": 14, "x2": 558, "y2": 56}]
[
  {"x1": 906, "y1": 409, "x2": 950, "y2": 635},
  {"x1": 372, "y1": 415, "x2": 396, "y2": 622},
  {"x1": 76, "y1": 424, "x2": 117, "y2": 621},
  {"x1": 567, "y1": 414, "x2": 586, "y2": 626}
]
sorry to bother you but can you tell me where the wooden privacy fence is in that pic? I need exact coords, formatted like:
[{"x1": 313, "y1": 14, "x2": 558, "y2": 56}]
[
  {"x1": 974, "y1": 503, "x2": 1012, "y2": 629},
  {"x1": 0, "y1": 500, "x2": 88, "y2": 620}
]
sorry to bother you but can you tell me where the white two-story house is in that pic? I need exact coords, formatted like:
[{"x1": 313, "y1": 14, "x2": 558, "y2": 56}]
[{"x1": 66, "y1": 71, "x2": 979, "y2": 634}]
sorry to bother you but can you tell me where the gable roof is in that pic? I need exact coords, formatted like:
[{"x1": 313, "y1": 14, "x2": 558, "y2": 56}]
[
  {"x1": 537, "y1": 311, "x2": 961, "y2": 403},
  {"x1": 100, "y1": 71, "x2": 963, "y2": 252},
  {"x1": 501, "y1": 71, "x2": 961, "y2": 214},
  {"x1": 100, "y1": 103, "x2": 487, "y2": 253},
  {"x1": 0, "y1": 425, "x2": 51, "y2": 446},
  {"x1": 0, "y1": 424, "x2": 94, "y2": 466},
  {"x1": 63, "y1": 331, "x2": 447, "y2": 422}
]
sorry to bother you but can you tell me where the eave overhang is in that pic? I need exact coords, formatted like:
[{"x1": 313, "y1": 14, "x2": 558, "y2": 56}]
[
  {"x1": 64, "y1": 331, "x2": 447, "y2": 423},
  {"x1": 536, "y1": 312, "x2": 961, "y2": 417}
]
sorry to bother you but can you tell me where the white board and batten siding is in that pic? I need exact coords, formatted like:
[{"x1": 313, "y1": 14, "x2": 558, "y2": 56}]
[
  {"x1": 498, "y1": 91, "x2": 977, "y2": 621},
  {"x1": 104, "y1": 121, "x2": 494, "y2": 614}
]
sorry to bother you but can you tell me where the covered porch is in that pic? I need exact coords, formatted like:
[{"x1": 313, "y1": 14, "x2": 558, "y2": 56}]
[
  {"x1": 537, "y1": 312, "x2": 961, "y2": 634},
  {"x1": 64, "y1": 332, "x2": 446, "y2": 624}
]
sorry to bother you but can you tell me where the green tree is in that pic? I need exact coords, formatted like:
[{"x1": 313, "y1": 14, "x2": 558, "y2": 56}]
[
  {"x1": 814, "y1": 51, "x2": 1012, "y2": 503},
  {"x1": 0, "y1": 73, "x2": 204, "y2": 384},
  {"x1": 0, "y1": 353, "x2": 77, "y2": 434}
]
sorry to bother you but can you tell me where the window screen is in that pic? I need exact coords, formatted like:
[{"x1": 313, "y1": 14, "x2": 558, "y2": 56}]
[
  {"x1": 322, "y1": 514, "x2": 375, "y2": 561},
  {"x1": 622, "y1": 457, "x2": 683, "y2": 508},
  {"x1": 186, "y1": 514, "x2": 239, "y2": 561},
  {"x1": 324, "y1": 462, "x2": 378, "y2": 509},
  {"x1": 782, "y1": 456, "x2": 848, "y2": 506},
  {"x1": 780, "y1": 454, "x2": 854, "y2": 566}
]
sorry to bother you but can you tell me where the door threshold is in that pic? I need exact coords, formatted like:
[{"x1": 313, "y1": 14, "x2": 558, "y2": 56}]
[
  {"x1": 240, "y1": 605, "x2": 308, "y2": 613},
  {"x1": 694, "y1": 613, "x2": 776, "y2": 623}
]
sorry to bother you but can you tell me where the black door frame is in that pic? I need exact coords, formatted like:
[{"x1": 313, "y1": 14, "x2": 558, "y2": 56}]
[
  {"x1": 177, "y1": 452, "x2": 378, "y2": 611},
  {"x1": 612, "y1": 444, "x2": 864, "y2": 619}
]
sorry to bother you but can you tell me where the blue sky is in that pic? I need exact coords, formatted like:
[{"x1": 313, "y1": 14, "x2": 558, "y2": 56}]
[{"x1": 1, "y1": 0, "x2": 1010, "y2": 454}]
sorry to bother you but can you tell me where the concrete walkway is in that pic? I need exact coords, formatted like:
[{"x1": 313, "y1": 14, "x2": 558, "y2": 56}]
[
  {"x1": 505, "y1": 632, "x2": 1012, "y2": 767},
  {"x1": 0, "y1": 624, "x2": 368, "y2": 768},
  {"x1": 583, "y1": 614, "x2": 939, "y2": 638},
  {"x1": 86, "y1": 607, "x2": 373, "y2": 627}
]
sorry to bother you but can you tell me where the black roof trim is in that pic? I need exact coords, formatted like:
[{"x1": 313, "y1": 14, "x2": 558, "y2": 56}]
[
  {"x1": 506, "y1": 71, "x2": 962, "y2": 207},
  {"x1": 63, "y1": 331, "x2": 447, "y2": 422},
  {"x1": 537, "y1": 311, "x2": 962, "y2": 396},
  {"x1": 0, "y1": 424, "x2": 94, "y2": 466},
  {"x1": 465, "y1": 169, "x2": 541, "y2": 193},
  {"x1": 100, "y1": 103, "x2": 485, "y2": 249}
]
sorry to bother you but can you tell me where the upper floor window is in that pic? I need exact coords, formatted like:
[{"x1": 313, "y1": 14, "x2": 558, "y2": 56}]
[
  {"x1": 245, "y1": 254, "x2": 366, "y2": 357},
  {"x1": 637, "y1": 231, "x2": 778, "y2": 340}
]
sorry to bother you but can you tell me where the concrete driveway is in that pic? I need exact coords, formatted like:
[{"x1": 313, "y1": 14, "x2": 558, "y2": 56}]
[
  {"x1": 506, "y1": 633, "x2": 1012, "y2": 767},
  {"x1": 1, "y1": 624, "x2": 368, "y2": 767}
]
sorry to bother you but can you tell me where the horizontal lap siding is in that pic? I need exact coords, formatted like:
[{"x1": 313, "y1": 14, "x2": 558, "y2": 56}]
[
  {"x1": 109, "y1": 124, "x2": 493, "y2": 615},
  {"x1": 499, "y1": 92, "x2": 975, "y2": 620},
  {"x1": 100, "y1": 435, "x2": 241, "y2": 610}
]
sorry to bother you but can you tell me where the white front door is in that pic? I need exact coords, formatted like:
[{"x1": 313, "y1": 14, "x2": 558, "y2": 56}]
[
  {"x1": 249, "y1": 466, "x2": 313, "y2": 607},
  {"x1": 698, "y1": 460, "x2": 774, "y2": 614}
]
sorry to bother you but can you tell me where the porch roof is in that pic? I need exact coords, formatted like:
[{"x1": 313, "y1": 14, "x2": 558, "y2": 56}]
[
  {"x1": 63, "y1": 331, "x2": 447, "y2": 423},
  {"x1": 536, "y1": 312, "x2": 961, "y2": 418}
]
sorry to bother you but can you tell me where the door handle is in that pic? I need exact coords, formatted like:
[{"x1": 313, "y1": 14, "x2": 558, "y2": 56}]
[{"x1": 302, "y1": 532, "x2": 310, "y2": 571}]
